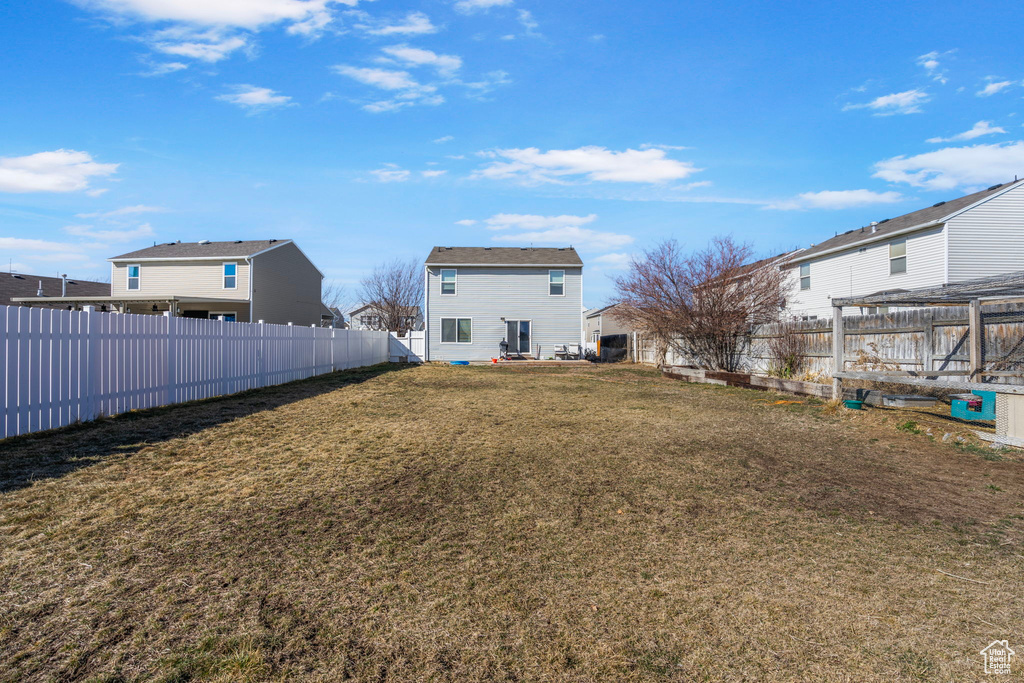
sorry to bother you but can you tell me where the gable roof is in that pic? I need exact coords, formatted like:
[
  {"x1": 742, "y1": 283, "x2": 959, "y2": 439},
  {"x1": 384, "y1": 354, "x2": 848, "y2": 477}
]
[
  {"x1": 1, "y1": 273, "x2": 109, "y2": 305},
  {"x1": 425, "y1": 246, "x2": 583, "y2": 266},
  {"x1": 790, "y1": 179, "x2": 1024, "y2": 264},
  {"x1": 585, "y1": 303, "x2": 619, "y2": 318},
  {"x1": 110, "y1": 239, "x2": 290, "y2": 261}
]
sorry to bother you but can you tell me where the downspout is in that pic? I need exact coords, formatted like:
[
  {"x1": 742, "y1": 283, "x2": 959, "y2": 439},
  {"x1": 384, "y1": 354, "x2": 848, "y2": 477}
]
[{"x1": 246, "y1": 255, "x2": 254, "y2": 323}]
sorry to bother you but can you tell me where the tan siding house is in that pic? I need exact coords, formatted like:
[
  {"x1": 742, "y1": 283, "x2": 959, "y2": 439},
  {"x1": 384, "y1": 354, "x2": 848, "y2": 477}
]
[{"x1": 15, "y1": 239, "x2": 329, "y2": 326}]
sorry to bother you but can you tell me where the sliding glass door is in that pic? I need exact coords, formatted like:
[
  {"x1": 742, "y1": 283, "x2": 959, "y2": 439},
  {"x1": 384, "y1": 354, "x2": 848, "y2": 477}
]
[{"x1": 505, "y1": 320, "x2": 531, "y2": 354}]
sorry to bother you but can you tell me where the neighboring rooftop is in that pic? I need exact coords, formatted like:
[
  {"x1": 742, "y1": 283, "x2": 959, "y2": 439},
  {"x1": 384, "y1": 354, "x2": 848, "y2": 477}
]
[
  {"x1": 1, "y1": 273, "x2": 109, "y2": 305},
  {"x1": 585, "y1": 303, "x2": 619, "y2": 318},
  {"x1": 425, "y1": 246, "x2": 584, "y2": 266},
  {"x1": 791, "y1": 179, "x2": 1024, "y2": 263},
  {"x1": 110, "y1": 239, "x2": 290, "y2": 261}
]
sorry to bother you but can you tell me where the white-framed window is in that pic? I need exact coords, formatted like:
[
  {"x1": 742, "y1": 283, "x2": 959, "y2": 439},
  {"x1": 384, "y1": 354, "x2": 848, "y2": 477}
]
[
  {"x1": 549, "y1": 270, "x2": 565, "y2": 296},
  {"x1": 127, "y1": 264, "x2": 140, "y2": 291},
  {"x1": 861, "y1": 306, "x2": 890, "y2": 315},
  {"x1": 440, "y1": 269, "x2": 457, "y2": 295},
  {"x1": 441, "y1": 317, "x2": 472, "y2": 344},
  {"x1": 211, "y1": 312, "x2": 237, "y2": 322},
  {"x1": 223, "y1": 262, "x2": 237, "y2": 289},
  {"x1": 799, "y1": 263, "x2": 810, "y2": 291},
  {"x1": 889, "y1": 239, "x2": 907, "y2": 275}
]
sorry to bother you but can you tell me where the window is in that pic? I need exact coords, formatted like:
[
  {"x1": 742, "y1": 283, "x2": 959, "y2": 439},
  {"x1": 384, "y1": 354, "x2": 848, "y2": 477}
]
[
  {"x1": 799, "y1": 263, "x2": 810, "y2": 290},
  {"x1": 440, "y1": 269, "x2": 457, "y2": 295},
  {"x1": 441, "y1": 317, "x2": 472, "y2": 343},
  {"x1": 890, "y1": 239, "x2": 907, "y2": 275},
  {"x1": 127, "y1": 264, "x2": 140, "y2": 291},
  {"x1": 549, "y1": 270, "x2": 565, "y2": 296},
  {"x1": 223, "y1": 262, "x2": 237, "y2": 289}
]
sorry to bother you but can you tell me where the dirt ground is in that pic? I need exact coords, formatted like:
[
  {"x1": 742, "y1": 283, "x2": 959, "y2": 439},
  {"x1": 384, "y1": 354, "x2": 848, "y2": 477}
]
[{"x1": 1, "y1": 362, "x2": 1023, "y2": 681}]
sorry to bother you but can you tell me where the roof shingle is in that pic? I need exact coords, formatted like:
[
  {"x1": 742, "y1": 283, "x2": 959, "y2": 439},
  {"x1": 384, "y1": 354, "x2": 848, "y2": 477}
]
[
  {"x1": 1, "y1": 273, "x2": 109, "y2": 306},
  {"x1": 425, "y1": 246, "x2": 583, "y2": 266},
  {"x1": 110, "y1": 239, "x2": 290, "y2": 260}
]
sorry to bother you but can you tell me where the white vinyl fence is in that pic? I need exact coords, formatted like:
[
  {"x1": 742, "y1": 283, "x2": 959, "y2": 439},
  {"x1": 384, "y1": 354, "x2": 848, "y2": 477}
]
[
  {"x1": 0, "y1": 304, "x2": 390, "y2": 439},
  {"x1": 388, "y1": 331, "x2": 425, "y2": 363}
]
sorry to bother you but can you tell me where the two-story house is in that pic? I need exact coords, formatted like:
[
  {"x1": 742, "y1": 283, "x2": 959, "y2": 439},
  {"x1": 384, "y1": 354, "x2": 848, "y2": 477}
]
[
  {"x1": 784, "y1": 179, "x2": 1024, "y2": 319},
  {"x1": 13, "y1": 239, "x2": 331, "y2": 326},
  {"x1": 424, "y1": 246, "x2": 584, "y2": 361},
  {"x1": 347, "y1": 304, "x2": 423, "y2": 332}
]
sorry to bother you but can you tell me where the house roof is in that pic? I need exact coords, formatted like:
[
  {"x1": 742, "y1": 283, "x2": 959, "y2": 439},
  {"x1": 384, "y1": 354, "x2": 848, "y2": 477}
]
[
  {"x1": 790, "y1": 179, "x2": 1024, "y2": 263},
  {"x1": 585, "y1": 304, "x2": 618, "y2": 318},
  {"x1": 833, "y1": 269, "x2": 1024, "y2": 307},
  {"x1": 110, "y1": 239, "x2": 290, "y2": 261},
  {"x1": 425, "y1": 246, "x2": 584, "y2": 266},
  {"x1": 1, "y1": 272, "x2": 109, "y2": 305}
]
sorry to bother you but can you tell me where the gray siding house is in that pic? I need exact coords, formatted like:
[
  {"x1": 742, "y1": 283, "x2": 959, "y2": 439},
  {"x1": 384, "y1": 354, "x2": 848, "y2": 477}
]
[
  {"x1": 784, "y1": 179, "x2": 1024, "y2": 319},
  {"x1": 424, "y1": 247, "x2": 584, "y2": 361}
]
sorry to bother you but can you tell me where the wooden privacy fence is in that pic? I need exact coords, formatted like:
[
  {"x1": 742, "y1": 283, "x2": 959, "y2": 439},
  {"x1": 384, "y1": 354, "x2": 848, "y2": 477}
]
[
  {"x1": 0, "y1": 304, "x2": 390, "y2": 439},
  {"x1": 637, "y1": 304, "x2": 1024, "y2": 379}
]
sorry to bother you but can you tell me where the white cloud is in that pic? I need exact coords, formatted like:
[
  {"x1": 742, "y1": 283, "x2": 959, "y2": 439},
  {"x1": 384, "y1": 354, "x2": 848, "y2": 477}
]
[
  {"x1": 421, "y1": 170, "x2": 447, "y2": 178},
  {"x1": 433, "y1": 135, "x2": 454, "y2": 143},
  {"x1": 492, "y1": 226, "x2": 633, "y2": 250},
  {"x1": 455, "y1": 219, "x2": 477, "y2": 226},
  {"x1": 916, "y1": 50, "x2": 951, "y2": 84},
  {"x1": 517, "y1": 9, "x2": 538, "y2": 35},
  {"x1": 334, "y1": 66, "x2": 424, "y2": 91},
  {"x1": 63, "y1": 223, "x2": 157, "y2": 241},
  {"x1": 380, "y1": 44, "x2": 462, "y2": 76},
  {"x1": 0, "y1": 149, "x2": 118, "y2": 194},
  {"x1": 481, "y1": 213, "x2": 598, "y2": 231},
  {"x1": 217, "y1": 84, "x2": 294, "y2": 112},
  {"x1": 473, "y1": 146, "x2": 700, "y2": 184},
  {"x1": 873, "y1": 141, "x2": 1024, "y2": 190},
  {"x1": 140, "y1": 60, "x2": 188, "y2": 76},
  {"x1": 357, "y1": 11, "x2": 436, "y2": 35},
  {"x1": 590, "y1": 252, "x2": 632, "y2": 270},
  {"x1": 151, "y1": 27, "x2": 248, "y2": 62},
  {"x1": 843, "y1": 89, "x2": 929, "y2": 115},
  {"x1": 76, "y1": 204, "x2": 166, "y2": 219},
  {"x1": 74, "y1": 0, "x2": 358, "y2": 29},
  {"x1": 977, "y1": 79, "x2": 1014, "y2": 97},
  {"x1": 766, "y1": 189, "x2": 905, "y2": 211},
  {"x1": 927, "y1": 120, "x2": 1006, "y2": 143},
  {"x1": 0, "y1": 237, "x2": 88, "y2": 252},
  {"x1": 454, "y1": 0, "x2": 514, "y2": 13},
  {"x1": 370, "y1": 164, "x2": 411, "y2": 182}
]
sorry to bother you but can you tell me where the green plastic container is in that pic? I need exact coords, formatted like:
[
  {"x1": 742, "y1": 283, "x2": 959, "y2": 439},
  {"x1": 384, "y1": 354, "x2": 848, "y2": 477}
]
[{"x1": 843, "y1": 399, "x2": 864, "y2": 410}]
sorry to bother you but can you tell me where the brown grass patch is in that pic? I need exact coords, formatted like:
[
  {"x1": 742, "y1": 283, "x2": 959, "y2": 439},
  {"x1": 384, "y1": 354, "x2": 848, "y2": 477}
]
[{"x1": 1, "y1": 362, "x2": 1023, "y2": 681}]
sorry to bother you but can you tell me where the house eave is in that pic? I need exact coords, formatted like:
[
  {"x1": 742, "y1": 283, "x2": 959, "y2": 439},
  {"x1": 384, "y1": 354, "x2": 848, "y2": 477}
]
[{"x1": 784, "y1": 221, "x2": 944, "y2": 266}]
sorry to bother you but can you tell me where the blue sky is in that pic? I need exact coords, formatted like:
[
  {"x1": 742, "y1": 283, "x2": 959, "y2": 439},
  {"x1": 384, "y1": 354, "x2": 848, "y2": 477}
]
[{"x1": 2, "y1": 0, "x2": 1023, "y2": 306}]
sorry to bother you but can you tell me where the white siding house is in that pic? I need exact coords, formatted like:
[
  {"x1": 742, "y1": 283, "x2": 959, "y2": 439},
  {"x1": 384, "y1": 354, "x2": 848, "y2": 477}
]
[
  {"x1": 784, "y1": 179, "x2": 1024, "y2": 318},
  {"x1": 424, "y1": 247, "x2": 584, "y2": 361}
]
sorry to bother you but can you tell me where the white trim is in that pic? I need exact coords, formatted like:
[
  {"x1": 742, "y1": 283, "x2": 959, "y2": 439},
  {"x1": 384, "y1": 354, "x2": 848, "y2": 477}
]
[
  {"x1": 548, "y1": 269, "x2": 565, "y2": 297},
  {"x1": 222, "y1": 261, "x2": 238, "y2": 290},
  {"x1": 439, "y1": 316, "x2": 473, "y2": 344},
  {"x1": 937, "y1": 179, "x2": 1024, "y2": 222},
  {"x1": 440, "y1": 268, "x2": 457, "y2": 296},
  {"x1": 126, "y1": 264, "x2": 141, "y2": 291}
]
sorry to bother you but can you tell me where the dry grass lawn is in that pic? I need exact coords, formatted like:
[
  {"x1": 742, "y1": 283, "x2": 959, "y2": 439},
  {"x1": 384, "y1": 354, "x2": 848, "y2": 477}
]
[{"x1": 2, "y1": 362, "x2": 1023, "y2": 681}]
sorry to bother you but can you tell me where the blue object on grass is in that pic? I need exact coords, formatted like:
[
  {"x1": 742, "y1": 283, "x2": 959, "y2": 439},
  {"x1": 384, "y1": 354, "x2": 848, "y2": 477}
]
[
  {"x1": 450, "y1": 361, "x2": 470, "y2": 366},
  {"x1": 951, "y1": 390, "x2": 996, "y2": 421}
]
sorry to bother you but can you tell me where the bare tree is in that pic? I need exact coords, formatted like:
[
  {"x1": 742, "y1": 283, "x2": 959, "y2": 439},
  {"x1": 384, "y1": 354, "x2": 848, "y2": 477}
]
[
  {"x1": 320, "y1": 279, "x2": 357, "y2": 327},
  {"x1": 766, "y1": 322, "x2": 808, "y2": 378},
  {"x1": 611, "y1": 237, "x2": 786, "y2": 371},
  {"x1": 358, "y1": 259, "x2": 422, "y2": 334}
]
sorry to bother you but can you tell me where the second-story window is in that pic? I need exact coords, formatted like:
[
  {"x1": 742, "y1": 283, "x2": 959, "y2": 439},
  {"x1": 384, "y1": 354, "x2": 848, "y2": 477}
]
[
  {"x1": 799, "y1": 263, "x2": 810, "y2": 290},
  {"x1": 440, "y1": 269, "x2": 457, "y2": 295},
  {"x1": 549, "y1": 270, "x2": 565, "y2": 296},
  {"x1": 223, "y1": 262, "x2": 237, "y2": 289},
  {"x1": 127, "y1": 264, "x2": 140, "y2": 291},
  {"x1": 889, "y1": 239, "x2": 907, "y2": 275}
]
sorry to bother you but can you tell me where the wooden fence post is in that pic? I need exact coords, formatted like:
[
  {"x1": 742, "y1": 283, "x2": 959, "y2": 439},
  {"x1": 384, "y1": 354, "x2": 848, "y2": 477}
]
[
  {"x1": 969, "y1": 298, "x2": 983, "y2": 379},
  {"x1": 832, "y1": 304, "x2": 844, "y2": 400}
]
